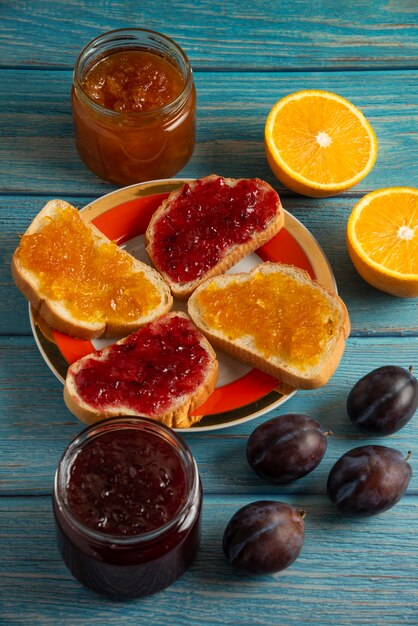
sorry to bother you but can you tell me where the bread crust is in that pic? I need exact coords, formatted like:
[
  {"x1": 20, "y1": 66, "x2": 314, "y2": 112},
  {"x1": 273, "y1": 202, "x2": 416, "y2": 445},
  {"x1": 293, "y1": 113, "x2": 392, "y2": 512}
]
[
  {"x1": 63, "y1": 312, "x2": 219, "y2": 429},
  {"x1": 187, "y1": 262, "x2": 350, "y2": 390},
  {"x1": 12, "y1": 199, "x2": 173, "y2": 339},
  {"x1": 145, "y1": 174, "x2": 285, "y2": 300}
]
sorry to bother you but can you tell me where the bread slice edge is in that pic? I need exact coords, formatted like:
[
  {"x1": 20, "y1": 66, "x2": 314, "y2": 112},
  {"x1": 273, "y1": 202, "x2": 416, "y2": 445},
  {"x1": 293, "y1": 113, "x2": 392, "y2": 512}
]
[
  {"x1": 64, "y1": 312, "x2": 219, "y2": 428},
  {"x1": 145, "y1": 175, "x2": 285, "y2": 300},
  {"x1": 12, "y1": 199, "x2": 173, "y2": 339},
  {"x1": 187, "y1": 262, "x2": 351, "y2": 389}
]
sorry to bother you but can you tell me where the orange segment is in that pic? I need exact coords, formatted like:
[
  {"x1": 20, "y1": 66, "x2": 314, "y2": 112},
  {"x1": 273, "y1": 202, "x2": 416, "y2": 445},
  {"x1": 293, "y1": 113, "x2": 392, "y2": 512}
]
[
  {"x1": 265, "y1": 90, "x2": 378, "y2": 197},
  {"x1": 347, "y1": 187, "x2": 418, "y2": 298}
]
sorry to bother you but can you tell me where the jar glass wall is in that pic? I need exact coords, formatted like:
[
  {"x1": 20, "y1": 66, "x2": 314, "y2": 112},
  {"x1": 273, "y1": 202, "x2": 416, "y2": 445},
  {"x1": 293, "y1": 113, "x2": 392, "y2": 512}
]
[
  {"x1": 53, "y1": 417, "x2": 202, "y2": 599},
  {"x1": 72, "y1": 29, "x2": 196, "y2": 186}
]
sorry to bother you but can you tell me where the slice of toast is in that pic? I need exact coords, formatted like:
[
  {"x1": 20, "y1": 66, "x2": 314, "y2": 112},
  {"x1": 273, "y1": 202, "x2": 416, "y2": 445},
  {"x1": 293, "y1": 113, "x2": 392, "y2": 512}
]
[
  {"x1": 187, "y1": 262, "x2": 350, "y2": 389},
  {"x1": 145, "y1": 174, "x2": 284, "y2": 300},
  {"x1": 64, "y1": 312, "x2": 219, "y2": 428},
  {"x1": 12, "y1": 199, "x2": 173, "y2": 339}
]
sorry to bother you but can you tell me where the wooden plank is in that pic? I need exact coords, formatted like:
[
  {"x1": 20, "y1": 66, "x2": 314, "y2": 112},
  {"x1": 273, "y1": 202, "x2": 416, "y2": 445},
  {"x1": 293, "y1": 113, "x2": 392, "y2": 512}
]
[
  {"x1": 2, "y1": 194, "x2": 417, "y2": 337},
  {"x1": 0, "y1": 494, "x2": 417, "y2": 625},
  {"x1": 1, "y1": 335, "x2": 417, "y2": 497},
  {"x1": 2, "y1": 3, "x2": 417, "y2": 623},
  {"x1": 2, "y1": 0, "x2": 418, "y2": 70},
  {"x1": 1, "y1": 69, "x2": 418, "y2": 196}
]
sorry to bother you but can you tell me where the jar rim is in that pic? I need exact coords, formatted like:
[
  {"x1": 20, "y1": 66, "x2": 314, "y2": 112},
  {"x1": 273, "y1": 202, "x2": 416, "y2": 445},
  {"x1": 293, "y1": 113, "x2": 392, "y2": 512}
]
[
  {"x1": 54, "y1": 416, "x2": 200, "y2": 545},
  {"x1": 73, "y1": 28, "x2": 194, "y2": 119}
]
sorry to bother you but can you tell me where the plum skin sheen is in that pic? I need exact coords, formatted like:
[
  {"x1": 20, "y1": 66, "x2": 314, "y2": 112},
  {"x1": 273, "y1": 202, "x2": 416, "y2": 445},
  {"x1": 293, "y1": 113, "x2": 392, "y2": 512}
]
[
  {"x1": 327, "y1": 445, "x2": 412, "y2": 516},
  {"x1": 347, "y1": 365, "x2": 418, "y2": 435},
  {"x1": 246, "y1": 414, "x2": 328, "y2": 483},
  {"x1": 222, "y1": 501, "x2": 305, "y2": 575}
]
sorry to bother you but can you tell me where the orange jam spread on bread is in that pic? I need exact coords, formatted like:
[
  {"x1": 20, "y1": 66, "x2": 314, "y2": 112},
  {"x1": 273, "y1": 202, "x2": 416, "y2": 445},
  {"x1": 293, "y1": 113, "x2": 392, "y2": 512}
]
[
  {"x1": 18, "y1": 206, "x2": 161, "y2": 323},
  {"x1": 195, "y1": 271, "x2": 339, "y2": 369}
]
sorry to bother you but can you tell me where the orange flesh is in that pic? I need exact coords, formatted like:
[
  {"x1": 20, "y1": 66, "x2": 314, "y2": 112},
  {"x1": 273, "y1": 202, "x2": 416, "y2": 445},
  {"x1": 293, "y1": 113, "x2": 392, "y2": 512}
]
[
  {"x1": 195, "y1": 272, "x2": 339, "y2": 369},
  {"x1": 354, "y1": 193, "x2": 418, "y2": 274},
  {"x1": 273, "y1": 97, "x2": 372, "y2": 184},
  {"x1": 17, "y1": 206, "x2": 161, "y2": 324}
]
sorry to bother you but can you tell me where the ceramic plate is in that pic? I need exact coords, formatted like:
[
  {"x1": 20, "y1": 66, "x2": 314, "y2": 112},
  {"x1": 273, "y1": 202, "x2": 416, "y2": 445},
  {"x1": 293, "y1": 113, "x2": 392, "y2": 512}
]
[{"x1": 30, "y1": 178, "x2": 337, "y2": 432}]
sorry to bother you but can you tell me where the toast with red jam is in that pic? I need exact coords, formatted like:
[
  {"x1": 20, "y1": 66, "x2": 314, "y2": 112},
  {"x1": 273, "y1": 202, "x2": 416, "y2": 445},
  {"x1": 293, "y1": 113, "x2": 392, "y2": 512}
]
[
  {"x1": 64, "y1": 312, "x2": 219, "y2": 428},
  {"x1": 145, "y1": 175, "x2": 284, "y2": 299}
]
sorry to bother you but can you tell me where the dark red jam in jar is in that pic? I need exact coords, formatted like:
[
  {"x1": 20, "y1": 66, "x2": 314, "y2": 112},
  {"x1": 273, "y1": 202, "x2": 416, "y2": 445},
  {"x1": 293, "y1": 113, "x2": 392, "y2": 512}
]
[
  {"x1": 71, "y1": 29, "x2": 196, "y2": 185},
  {"x1": 53, "y1": 417, "x2": 202, "y2": 599}
]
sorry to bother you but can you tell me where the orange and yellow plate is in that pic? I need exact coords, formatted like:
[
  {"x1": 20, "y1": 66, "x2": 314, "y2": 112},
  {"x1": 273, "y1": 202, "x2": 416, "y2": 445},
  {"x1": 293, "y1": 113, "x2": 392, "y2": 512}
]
[{"x1": 30, "y1": 179, "x2": 337, "y2": 431}]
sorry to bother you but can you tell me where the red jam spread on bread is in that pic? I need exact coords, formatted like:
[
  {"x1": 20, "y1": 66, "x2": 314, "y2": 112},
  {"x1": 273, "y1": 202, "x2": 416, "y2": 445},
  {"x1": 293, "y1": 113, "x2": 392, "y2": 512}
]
[
  {"x1": 151, "y1": 177, "x2": 280, "y2": 282},
  {"x1": 67, "y1": 427, "x2": 187, "y2": 536},
  {"x1": 17, "y1": 206, "x2": 161, "y2": 323},
  {"x1": 81, "y1": 50, "x2": 185, "y2": 113},
  {"x1": 195, "y1": 271, "x2": 339, "y2": 368},
  {"x1": 71, "y1": 315, "x2": 211, "y2": 414}
]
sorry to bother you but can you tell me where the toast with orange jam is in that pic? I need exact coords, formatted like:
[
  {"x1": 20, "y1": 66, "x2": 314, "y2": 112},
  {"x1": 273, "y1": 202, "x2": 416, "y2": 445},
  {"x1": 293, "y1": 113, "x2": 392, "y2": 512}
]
[
  {"x1": 145, "y1": 174, "x2": 284, "y2": 299},
  {"x1": 188, "y1": 262, "x2": 350, "y2": 389},
  {"x1": 12, "y1": 200, "x2": 173, "y2": 339},
  {"x1": 64, "y1": 312, "x2": 218, "y2": 428}
]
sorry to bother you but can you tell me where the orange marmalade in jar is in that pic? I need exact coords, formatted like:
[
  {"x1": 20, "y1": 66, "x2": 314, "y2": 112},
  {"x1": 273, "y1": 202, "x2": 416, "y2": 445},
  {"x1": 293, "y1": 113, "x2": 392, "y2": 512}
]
[{"x1": 72, "y1": 29, "x2": 196, "y2": 185}]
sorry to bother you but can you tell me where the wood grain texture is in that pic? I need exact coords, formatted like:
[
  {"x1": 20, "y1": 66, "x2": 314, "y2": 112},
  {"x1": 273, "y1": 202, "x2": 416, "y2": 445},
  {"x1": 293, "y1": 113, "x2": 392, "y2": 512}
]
[
  {"x1": 2, "y1": 2, "x2": 418, "y2": 622},
  {"x1": 0, "y1": 495, "x2": 417, "y2": 625},
  {"x1": 2, "y1": 0, "x2": 418, "y2": 70},
  {"x1": 1, "y1": 335, "x2": 416, "y2": 497},
  {"x1": 2, "y1": 69, "x2": 418, "y2": 195}
]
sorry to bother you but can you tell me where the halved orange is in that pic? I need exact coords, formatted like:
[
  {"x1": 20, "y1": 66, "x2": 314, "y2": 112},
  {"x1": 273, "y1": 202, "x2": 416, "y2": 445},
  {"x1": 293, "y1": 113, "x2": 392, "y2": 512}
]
[
  {"x1": 347, "y1": 187, "x2": 418, "y2": 298},
  {"x1": 264, "y1": 90, "x2": 378, "y2": 197}
]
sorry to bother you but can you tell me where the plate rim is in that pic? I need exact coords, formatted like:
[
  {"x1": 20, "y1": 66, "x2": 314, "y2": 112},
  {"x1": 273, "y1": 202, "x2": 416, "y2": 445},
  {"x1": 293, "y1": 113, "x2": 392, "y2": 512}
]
[{"x1": 29, "y1": 177, "x2": 337, "y2": 432}]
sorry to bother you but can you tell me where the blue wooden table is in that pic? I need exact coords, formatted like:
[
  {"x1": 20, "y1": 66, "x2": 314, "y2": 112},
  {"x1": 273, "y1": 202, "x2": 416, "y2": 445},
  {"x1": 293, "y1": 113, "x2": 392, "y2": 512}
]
[{"x1": 1, "y1": 2, "x2": 418, "y2": 624}]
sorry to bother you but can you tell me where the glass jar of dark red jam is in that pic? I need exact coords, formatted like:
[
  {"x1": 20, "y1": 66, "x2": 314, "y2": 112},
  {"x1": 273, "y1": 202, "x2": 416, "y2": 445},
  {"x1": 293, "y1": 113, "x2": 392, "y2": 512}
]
[
  {"x1": 71, "y1": 29, "x2": 196, "y2": 186},
  {"x1": 53, "y1": 417, "x2": 202, "y2": 599}
]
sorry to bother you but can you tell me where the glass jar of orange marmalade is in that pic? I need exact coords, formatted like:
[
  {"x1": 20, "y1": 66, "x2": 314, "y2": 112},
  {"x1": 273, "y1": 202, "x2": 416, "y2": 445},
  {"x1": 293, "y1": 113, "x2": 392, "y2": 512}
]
[{"x1": 72, "y1": 29, "x2": 196, "y2": 186}]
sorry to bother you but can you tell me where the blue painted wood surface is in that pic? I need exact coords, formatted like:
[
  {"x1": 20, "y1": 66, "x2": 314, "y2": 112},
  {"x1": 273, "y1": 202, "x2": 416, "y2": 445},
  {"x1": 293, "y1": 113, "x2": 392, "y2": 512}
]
[
  {"x1": 2, "y1": 0, "x2": 418, "y2": 70},
  {"x1": 1, "y1": 1, "x2": 417, "y2": 624}
]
